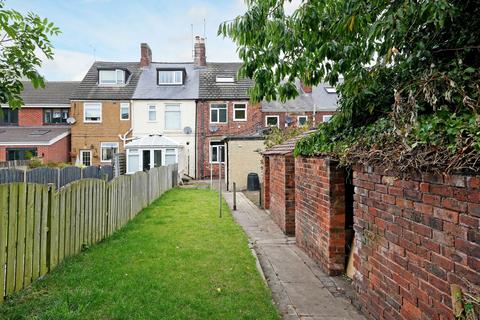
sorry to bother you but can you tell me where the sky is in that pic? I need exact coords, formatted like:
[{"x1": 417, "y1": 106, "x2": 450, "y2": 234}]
[{"x1": 7, "y1": 0, "x2": 251, "y2": 81}]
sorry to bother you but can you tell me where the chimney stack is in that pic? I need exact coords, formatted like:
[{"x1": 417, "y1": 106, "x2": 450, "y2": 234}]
[
  {"x1": 300, "y1": 82, "x2": 312, "y2": 94},
  {"x1": 194, "y1": 36, "x2": 206, "y2": 67},
  {"x1": 140, "y1": 43, "x2": 152, "y2": 67}
]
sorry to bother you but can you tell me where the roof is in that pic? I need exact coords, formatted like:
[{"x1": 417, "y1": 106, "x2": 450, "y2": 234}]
[
  {"x1": 71, "y1": 61, "x2": 142, "y2": 100},
  {"x1": 20, "y1": 81, "x2": 79, "y2": 105},
  {"x1": 133, "y1": 63, "x2": 199, "y2": 100},
  {"x1": 199, "y1": 62, "x2": 253, "y2": 100},
  {"x1": 0, "y1": 126, "x2": 70, "y2": 145},
  {"x1": 222, "y1": 131, "x2": 266, "y2": 142},
  {"x1": 263, "y1": 130, "x2": 315, "y2": 155},
  {"x1": 125, "y1": 135, "x2": 182, "y2": 149},
  {"x1": 261, "y1": 81, "x2": 338, "y2": 112}
]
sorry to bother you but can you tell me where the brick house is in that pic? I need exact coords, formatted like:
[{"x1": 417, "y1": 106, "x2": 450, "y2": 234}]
[
  {"x1": 0, "y1": 81, "x2": 78, "y2": 162},
  {"x1": 70, "y1": 61, "x2": 142, "y2": 166}
]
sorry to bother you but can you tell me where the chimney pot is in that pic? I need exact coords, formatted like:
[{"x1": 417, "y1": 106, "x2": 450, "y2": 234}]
[
  {"x1": 140, "y1": 43, "x2": 152, "y2": 67},
  {"x1": 301, "y1": 82, "x2": 312, "y2": 94},
  {"x1": 194, "y1": 36, "x2": 206, "y2": 67}
]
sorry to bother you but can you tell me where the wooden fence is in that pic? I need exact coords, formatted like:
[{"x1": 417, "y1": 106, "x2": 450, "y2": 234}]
[{"x1": 0, "y1": 164, "x2": 178, "y2": 303}]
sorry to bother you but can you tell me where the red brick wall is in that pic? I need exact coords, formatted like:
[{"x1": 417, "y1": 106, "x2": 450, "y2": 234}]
[
  {"x1": 263, "y1": 156, "x2": 270, "y2": 209},
  {"x1": 353, "y1": 165, "x2": 480, "y2": 320},
  {"x1": 264, "y1": 154, "x2": 296, "y2": 235},
  {"x1": 295, "y1": 156, "x2": 346, "y2": 275},
  {"x1": 196, "y1": 100, "x2": 263, "y2": 178},
  {"x1": 18, "y1": 108, "x2": 43, "y2": 126},
  {"x1": 0, "y1": 135, "x2": 70, "y2": 163}
]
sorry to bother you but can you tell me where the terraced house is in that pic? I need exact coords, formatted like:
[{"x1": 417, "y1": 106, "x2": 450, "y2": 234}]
[
  {"x1": 0, "y1": 81, "x2": 78, "y2": 162},
  {"x1": 70, "y1": 61, "x2": 142, "y2": 166}
]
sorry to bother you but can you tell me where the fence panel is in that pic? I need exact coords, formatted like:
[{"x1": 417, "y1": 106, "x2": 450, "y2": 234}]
[
  {"x1": 26, "y1": 167, "x2": 58, "y2": 187},
  {"x1": 82, "y1": 166, "x2": 100, "y2": 179},
  {"x1": 0, "y1": 169, "x2": 24, "y2": 184},
  {"x1": 59, "y1": 166, "x2": 81, "y2": 188},
  {"x1": 100, "y1": 166, "x2": 113, "y2": 182}
]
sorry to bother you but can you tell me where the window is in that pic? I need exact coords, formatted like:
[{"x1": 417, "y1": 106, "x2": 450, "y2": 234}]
[
  {"x1": 325, "y1": 87, "x2": 337, "y2": 94},
  {"x1": 210, "y1": 104, "x2": 227, "y2": 123},
  {"x1": 165, "y1": 149, "x2": 177, "y2": 165},
  {"x1": 44, "y1": 108, "x2": 69, "y2": 124},
  {"x1": 148, "y1": 105, "x2": 157, "y2": 122},
  {"x1": 158, "y1": 70, "x2": 183, "y2": 85},
  {"x1": 266, "y1": 115, "x2": 279, "y2": 127},
  {"x1": 323, "y1": 115, "x2": 333, "y2": 123},
  {"x1": 210, "y1": 141, "x2": 225, "y2": 163},
  {"x1": 6, "y1": 148, "x2": 37, "y2": 161},
  {"x1": 84, "y1": 103, "x2": 102, "y2": 123},
  {"x1": 0, "y1": 108, "x2": 18, "y2": 126},
  {"x1": 120, "y1": 103, "x2": 130, "y2": 120},
  {"x1": 165, "y1": 104, "x2": 181, "y2": 130},
  {"x1": 127, "y1": 149, "x2": 139, "y2": 173},
  {"x1": 80, "y1": 150, "x2": 92, "y2": 166},
  {"x1": 297, "y1": 116, "x2": 308, "y2": 126},
  {"x1": 99, "y1": 69, "x2": 125, "y2": 85},
  {"x1": 233, "y1": 103, "x2": 247, "y2": 121},
  {"x1": 216, "y1": 76, "x2": 235, "y2": 83},
  {"x1": 101, "y1": 142, "x2": 119, "y2": 162}
]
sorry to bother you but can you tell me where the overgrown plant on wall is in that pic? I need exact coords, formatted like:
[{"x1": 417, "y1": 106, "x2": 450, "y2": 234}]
[
  {"x1": 264, "y1": 122, "x2": 312, "y2": 148},
  {"x1": 220, "y1": 0, "x2": 480, "y2": 175}
]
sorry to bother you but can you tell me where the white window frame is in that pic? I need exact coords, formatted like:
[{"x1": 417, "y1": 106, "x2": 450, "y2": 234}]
[
  {"x1": 164, "y1": 104, "x2": 181, "y2": 130},
  {"x1": 120, "y1": 102, "x2": 130, "y2": 121},
  {"x1": 210, "y1": 103, "x2": 228, "y2": 124},
  {"x1": 265, "y1": 115, "x2": 280, "y2": 128},
  {"x1": 126, "y1": 148, "x2": 179, "y2": 174},
  {"x1": 209, "y1": 141, "x2": 225, "y2": 164},
  {"x1": 297, "y1": 115, "x2": 308, "y2": 126},
  {"x1": 99, "y1": 69, "x2": 125, "y2": 85},
  {"x1": 216, "y1": 76, "x2": 235, "y2": 83},
  {"x1": 83, "y1": 102, "x2": 102, "y2": 123},
  {"x1": 80, "y1": 150, "x2": 92, "y2": 166},
  {"x1": 323, "y1": 115, "x2": 333, "y2": 123},
  {"x1": 148, "y1": 105, "x2": 157, "y2": 122},
  {"x1": 100, "y1": 142, "x2": 119, "y2": 163},
  {"x1": 158, "y1": 70, "x2": 183, "y2": 85},
  {"x1": 233, "y1": 102, "x2": 247, "y2": 121}
]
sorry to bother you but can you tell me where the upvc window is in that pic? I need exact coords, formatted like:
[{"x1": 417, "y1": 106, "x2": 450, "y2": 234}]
[
  {"x1": 265, "y1": 115, "x2": 279, "y2": 127},
  {"x1": 148, "y1": 105, "x2": 157, "y2": 122},
  {"x1": 210, "y1": 103, "x2": 227, "y2": 123},
  {"x1": 165, "y1": 104, "x2": 181, "y2": 130},
  {"x1": 323, "y1": 115, "x2": 333, "y2": 123},
  {"x1": 43, "y1": 108, "x2": 69, "y2": 124},
  {"x1": 84, "y1": 103, "x2": 102, "y2": 123},
  {"x1": 120, "y1": 103, "x2": 130, "y2": 120},
  {"x1": 127, "y1": 149, "x2": 139, "y2": 173},
  {"x1": 80, "y1": 150, "x2": 92, "y2": 166},
  {"x1": 165, "y1": 148, "x2": 177, "y2": 165},
  {"x1": 210, "y1": 141, "x2": 225, "y2": 163},
  {"x1": 100, "y1": 142, "x2": 119, "y2": 162},
  {"x1": 297, "y1": 116, "x2": 308, "y2": 126},
  {"x1": 158, "y1": 70, "x2": 183, "y2": 85},
  {"x1": 99, "y1": 69, "x2": 125, "y2": 85},
  {"x1": 233, "y1": 103, "x2": 247, "y2": 121}
]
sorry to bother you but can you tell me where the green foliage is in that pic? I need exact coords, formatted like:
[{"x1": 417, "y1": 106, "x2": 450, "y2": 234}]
[
  {"x1": 265, "y1": 122, "x2": 311, "y2": 148},
  {"x1": 0, "y1": 0, "x2": 60, "y2": 109},
  {"x1": 221, "y1": 0, "x2": 480, "y2": 173}
]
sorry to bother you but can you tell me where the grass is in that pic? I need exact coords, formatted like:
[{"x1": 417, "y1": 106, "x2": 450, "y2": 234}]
[{"x1": 0, "y1": 188, "x2": 279, "y2": 320}]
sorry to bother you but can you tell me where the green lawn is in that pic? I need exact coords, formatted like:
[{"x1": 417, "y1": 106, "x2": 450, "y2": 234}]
[{"x1": 0, "y1": 188, "x2": 279, "y2": 320}]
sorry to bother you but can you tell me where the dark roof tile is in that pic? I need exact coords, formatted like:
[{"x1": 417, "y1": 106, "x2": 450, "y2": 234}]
[
  {"x1": 199, "y1": 62, "x2": 252, "y2": 100},
  {"x1": 20, "y1": 81, "x2": 79, "y2": 105}
]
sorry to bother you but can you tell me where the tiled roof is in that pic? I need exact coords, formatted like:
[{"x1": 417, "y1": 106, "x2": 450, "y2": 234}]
[
  {"x1": 20, "y1": 81, "x2": 79, "y2": 105},
  {"x1": 199, "y1": 62, "x2": 253, "y2": 100},
  {"x1": 261, "y1": 81, "x2": 338, "y2": 112},
  {"x1": 133, "y1": 62, "x2": 199, "y2": 100},
  {"x1": 262, "y1": 130, "x2": 315, "y2": 155},
  {"x1": 0, "y1": 126, "x2": 70, "y2": 145},
  {"x1": 71, "y1": 61, "x2": 142, "y2": 100}
]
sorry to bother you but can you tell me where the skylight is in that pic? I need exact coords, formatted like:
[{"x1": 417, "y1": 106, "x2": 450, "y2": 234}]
[
  {"x1": 30, "y1": 129, "x2": 50, "y2": 136},
  {"x1": 216, "y1": 76, "x2": 235, "y2": 83},
  {"x1": 325, "y1": 87, "x2": 337, "y2": 94}
]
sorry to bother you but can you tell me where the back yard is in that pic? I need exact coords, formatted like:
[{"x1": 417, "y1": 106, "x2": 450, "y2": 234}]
[{"x1": 0, "y1": 188, "x2": 279, "y2": 320}]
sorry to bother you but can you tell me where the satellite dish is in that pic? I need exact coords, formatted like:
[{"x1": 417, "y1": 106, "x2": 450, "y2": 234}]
[
  {"x1": 285, "y1": 116, "x2": 294, "y2": 124},
  {"x1": 183, "y1": 126, "x2": 192, "y2": 134},
  {"x1": 209, "y1": 124, "x2": 219, "y2": 133},
  {"x1": 66, "y1": 117, "x2": 76, "y2": 124}
]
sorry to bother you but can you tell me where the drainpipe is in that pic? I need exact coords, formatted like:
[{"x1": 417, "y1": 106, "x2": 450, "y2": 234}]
[{"x1": 119, "y1": 128, "x2": 133, "y2": 148}]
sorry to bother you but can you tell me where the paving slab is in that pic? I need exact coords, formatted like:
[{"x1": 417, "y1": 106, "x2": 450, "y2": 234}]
[{"x1": 223, "y1": 191, "x2": 366, "y2": 320}]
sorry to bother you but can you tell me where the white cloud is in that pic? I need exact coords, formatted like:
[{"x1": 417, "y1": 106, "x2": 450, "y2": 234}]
[{"x1": 38, "y1": 48, "x2": 96, "y2": 81}]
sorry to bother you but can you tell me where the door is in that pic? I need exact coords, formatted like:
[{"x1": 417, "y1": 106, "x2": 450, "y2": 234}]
[
  {"x1": 154, "y1": 150, "x2": 162, "y2": 168},
  {"x1": 80, "y1": 150, "x2": 92, "y2": 166},
  {"x1": 142, "y1": 150, "x2": 151, "y2": 171}
]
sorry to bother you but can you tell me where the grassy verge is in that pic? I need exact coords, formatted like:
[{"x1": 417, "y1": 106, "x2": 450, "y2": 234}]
[{"x1": 0, "y1": 188, "x2": 279, "y2": 320}]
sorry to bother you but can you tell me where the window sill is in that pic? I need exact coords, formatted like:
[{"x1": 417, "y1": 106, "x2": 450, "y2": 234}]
[
  {"x1": 233, "y1": 119, "x2": 247, "y2": 122},
  {"x1": 84, "y1": 121, "x2": 102, "y2": 124}
]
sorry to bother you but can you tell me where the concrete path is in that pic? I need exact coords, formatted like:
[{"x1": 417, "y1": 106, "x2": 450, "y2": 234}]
[{"x1": 223, "y1": 191, "x2": 366, "y2": 320}]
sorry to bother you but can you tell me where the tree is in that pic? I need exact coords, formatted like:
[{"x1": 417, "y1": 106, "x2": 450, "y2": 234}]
[
  {"x1": 0, "y1": 0, "x2": 60, "y2": 109},
  {"x1": 220, "y1": 0, "x2": 480, "y2": 174}
]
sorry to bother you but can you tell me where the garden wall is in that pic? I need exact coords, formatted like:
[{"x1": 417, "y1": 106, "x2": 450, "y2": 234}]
[
  {"x1": 295, "y1": 156, "x2": 347, "y2": 275},
  {"x1": 353, "y1": 165, "x2": 480, "y2": 320}
]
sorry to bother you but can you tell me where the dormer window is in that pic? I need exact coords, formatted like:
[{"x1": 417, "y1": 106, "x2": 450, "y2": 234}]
[
  {"x1": 99, "y1": 69, "x2": 125, "y2": 85},
  {"x1": 216, "y1": 76, "x2": 235, "y2": 83},
  {"x1": 158, "y1": 70, "x2": 183, "y2": 85}
]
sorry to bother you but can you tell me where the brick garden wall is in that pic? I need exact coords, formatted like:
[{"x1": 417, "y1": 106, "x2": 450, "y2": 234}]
[
  {"x1": 295, "y1": 156, "x2": 346, "y2": 275},
  {"x1": 265, "y1": 154, "x2": 296, "y2": 235},
  {"x1": 353, "y1": 165, "x2": 480, "y2": 320}
]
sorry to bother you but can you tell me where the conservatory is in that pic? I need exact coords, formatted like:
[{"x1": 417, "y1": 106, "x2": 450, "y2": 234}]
[{"x1": 125, "y1": 135, "x2": 182, "y2": 174}]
